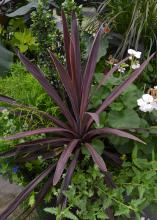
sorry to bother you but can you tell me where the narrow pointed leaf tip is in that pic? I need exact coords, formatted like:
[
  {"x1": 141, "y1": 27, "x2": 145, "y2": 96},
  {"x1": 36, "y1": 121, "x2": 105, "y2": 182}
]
[
  {"x1": 16, "y1": 49, "x2": 76, "y2": 129},
  {"x1": 85, "y1": 143, "x2": 107, "y2": 172},
  {"x1": 3, "y1": 128, "x2": 73, "y2": 141},
  {"x1": 53, "y1": 139, "x2": 79, "y2": 186},
  {"x1": 86, "y1": 112, "x2": 99, "y2": 125}
]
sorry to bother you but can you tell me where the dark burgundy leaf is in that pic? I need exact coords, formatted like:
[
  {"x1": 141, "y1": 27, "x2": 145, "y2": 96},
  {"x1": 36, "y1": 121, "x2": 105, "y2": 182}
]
[
  {"x1": 97, "y1": 56, "x2": 129, "y2": 89},
  {"x1": 53, "y1": 139, "x2": 79, "y2": 185},
  {"x1": 3, "y1": 127, "x2": 74, "y2": 141},
  {"x1": 0, "y1": 138, "x2": 70, "y2": 159},
  {"x1": 57, "y1": 148, "x2": 80, "y2": 207},
  {"x1": 0, "y1": 94, "x2": 17, "y2": 105},
  {"x1": 49, "y1": 50, "x2": 79, "y2": 118},
  {"x1": 16, "y1": 137, "x2": 70, "y2": 148},
  {"x1": 85, "y1": 143, "x2": 107, "y2": 172},
  {"x1": 71, "y1": 12, "x2": 82, "y2": 102},
  {"x1": 0, "y1": 94, "x2": 69, "y2": 129},
  {"x1": 20, "y1": 172, "x2": 55, "y2": 219},
  {"x1": 18, "y1": 150, "x2": 61, "y2": 162},
  {"x1": 61, "y1": 10, "x2": 72, "y2": 77},
  {"x1": 0, "y1": 165, "x2": 55, "y2": 220},
  {"x1": 80, "y1": 26, "x2": 103, "y2": 117},
  {"x1": 86, "y1": 53, "x2": 155, "y2": 129},
  {"x1": 84, "y1": 128, "x2": 145, "y2": 144},
  {"x1": 86, "y1": 112, "x2": 99, "y2": 125},
  {"x1": 16, "y1": 50, "x2": 76, "y2": 128},
  {"x1": 97, "y1": 53, "x2": 155, "y2": 114},
  {"x1": 104, "y1": 151, "x2": 122, "y2": 166}
]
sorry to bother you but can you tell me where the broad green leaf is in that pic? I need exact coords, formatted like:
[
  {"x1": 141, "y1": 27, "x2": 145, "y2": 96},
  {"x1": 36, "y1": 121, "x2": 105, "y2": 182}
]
[
  {"x1": 0, "y1": 43, "x2": 13, "y2": 76},
  {"x1": 92, "y1": 139, "x2": 105, "y2": 155},
  {"x1": 122, "y1": 84, "x2": 141, "y2": 108},
  {"x1": 84, "y1": 34, "x2": 109, "y2": 62},
  {"x1": 108, "y1": 109, "x2": 141, "y2": 129}
]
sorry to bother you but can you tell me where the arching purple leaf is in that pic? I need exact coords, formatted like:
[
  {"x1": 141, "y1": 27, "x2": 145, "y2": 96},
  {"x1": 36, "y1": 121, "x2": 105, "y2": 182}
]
[
  {"x1": 53, "y1": 139, "x2": 79, "y2": 185},
  {"x1": 61, "y1": 10, "x2": 72, "y2": 77},
  {"x1": 0, "y1": 94, "x2": 70, "y2": 129},
  {"x1": 84, "y1": 128, "x2": 145, "y2": 144},
  {"x1": 0, "y1": 165, "x2": 55, "y2": 220},
  {"x1": 80, "y1": 26, "x2": 103, "y2": 117},
  {"x1": 16, "y1": 50, "x2": 76, "y2": 128},
  {"x1": 2, "y1": 127, "x2": 74, "y2": 141},
  {"x1": 85, "y1": 143, "x2": 107, "y2": 172},
  {"x1": 97, "y1": 56, "x2": 129, "y2": 89},
  {"x1": 49, "y1": 50, "x2": 79, "y2": 117},
  {"x1": 97, "y1": 53, "x2": 155, "y2": 114},
  {"x1": 57, "y1": 148, "x2": 80, "y2": 207}
]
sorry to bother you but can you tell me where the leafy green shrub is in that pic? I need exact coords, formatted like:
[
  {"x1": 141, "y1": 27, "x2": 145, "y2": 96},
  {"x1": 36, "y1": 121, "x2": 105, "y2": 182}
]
[
  {"x1": 46, "y1": 149, "x2": 157, "y2": 219},
  {"x1": 0, "y1": 11, "x2": 154, "y2": 220}
]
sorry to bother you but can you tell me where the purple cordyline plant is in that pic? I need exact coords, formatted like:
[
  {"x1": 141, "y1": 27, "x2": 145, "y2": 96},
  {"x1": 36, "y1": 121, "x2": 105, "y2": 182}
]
[{"x1": 0, "y1": 11, "x2": 154, "y2": 219}]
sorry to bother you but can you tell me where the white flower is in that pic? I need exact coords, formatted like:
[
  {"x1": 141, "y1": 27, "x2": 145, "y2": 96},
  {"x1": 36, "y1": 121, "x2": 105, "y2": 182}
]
[
  {"x1": 137, "y1": 94, "x2": 154, "y2": 112},
  {"x1": 128, "y1": 49, "x2": 135, "y2": 55},
  {"x1": 131, "y1": 63, "x2": 140, "y2": 69},
  {"x1": 152, "y1": 102, "x2": 157, "y2": 110},
  {"x1": 128, "y1": 49, "x2": 141, "y2": 59},
  {"x1": 135, "y1": 51, "x2": 141, "y2": 59},
  {"x1": 114, "y1": 64, "x2": 126, "y2": 73},
  {"x1": 118, "y1": 66, "x2": 126, "y2": 73}
]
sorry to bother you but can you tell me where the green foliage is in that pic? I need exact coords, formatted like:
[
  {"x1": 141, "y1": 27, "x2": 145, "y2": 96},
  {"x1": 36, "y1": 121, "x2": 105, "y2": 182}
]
[
  {"x1": 11, "y1": 29, "x2": 38, "y2": 53},
  {"x1": 44, "y1": 207, "x2": 78, "y2": 220},
  {"x1": 0, "y1": 43, "x2": 13, "y2": 76},
  {"x1": 62, "y1": 0, "x2": 83, "y2": 25},
  {"x1": 1, "y1": 16, "x2": 38, "y2": 53},
  {"x1": 98, "y1": 0, "x2": 157, "y2": 57},
  {"x1": 30, "y1": 0, "x2": 83, "y2": 86},
  {"x1": 0, "y1": 62, "x2": 59, "y2": 115},
  {"x1": 46, "y1": 153, "x2": 157, "y2": 219}
]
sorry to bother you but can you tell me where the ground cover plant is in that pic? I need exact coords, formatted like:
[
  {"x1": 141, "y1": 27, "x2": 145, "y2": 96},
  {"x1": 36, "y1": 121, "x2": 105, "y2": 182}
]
[
  {"x1": 45, "y1": 148, "x2": 157, "y2": 219},
  {"x1": 0, "y1": 10, "x2": 155, "y2": 220}
]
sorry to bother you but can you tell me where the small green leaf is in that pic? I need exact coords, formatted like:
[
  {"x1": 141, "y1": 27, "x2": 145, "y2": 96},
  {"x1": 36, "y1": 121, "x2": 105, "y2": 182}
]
[
  {"x1": 92, "y1": 139, "x2": 104, "y2": 155},
  {"x1": 44, "y1": 207, "x2": 57, "y2": 215},
  {"x1": 64, "y1": 209, "x2": 79, "y2": 220},
  {"x1": 114, "y1": 205, "x2": 130, "y2": 216},
  {"x1": 28, "y1": 192, "x2": 35, "y2": 207},
  {"x1": 126, "y1": 185, "x2": 134, "y2": 195},
  {"x1": 138, "y1": 186, "x2": 145, "y2": 199}
]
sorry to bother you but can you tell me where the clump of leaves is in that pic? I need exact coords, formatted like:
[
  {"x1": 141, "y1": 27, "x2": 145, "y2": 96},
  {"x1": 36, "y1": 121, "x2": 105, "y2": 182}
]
[
  {"x1": 0, "y1": 11, "x2": 154, "y2": 219},
  {"x1": 46, "y1": 150, "x2": 157, "y2": 219}
]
